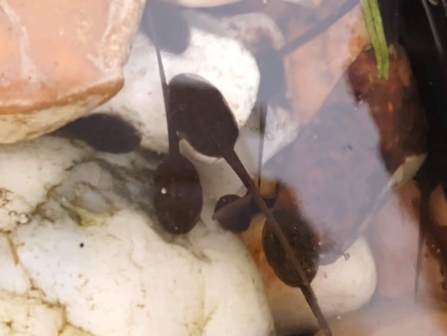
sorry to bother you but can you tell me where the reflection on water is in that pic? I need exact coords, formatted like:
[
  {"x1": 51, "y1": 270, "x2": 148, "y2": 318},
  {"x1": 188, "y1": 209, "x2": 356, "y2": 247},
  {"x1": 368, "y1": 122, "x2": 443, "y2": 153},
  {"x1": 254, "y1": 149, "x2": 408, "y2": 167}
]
[{"x1": 200, "y1": 0, "x2": 447, "y2": 335}]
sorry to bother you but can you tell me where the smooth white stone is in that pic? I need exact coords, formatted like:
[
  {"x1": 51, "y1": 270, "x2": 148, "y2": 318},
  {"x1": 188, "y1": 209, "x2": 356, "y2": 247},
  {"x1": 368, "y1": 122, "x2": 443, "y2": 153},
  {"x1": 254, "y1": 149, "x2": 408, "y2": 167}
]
[{"x1": 0, "y1": 137, "x2": 275, "y2": 336}]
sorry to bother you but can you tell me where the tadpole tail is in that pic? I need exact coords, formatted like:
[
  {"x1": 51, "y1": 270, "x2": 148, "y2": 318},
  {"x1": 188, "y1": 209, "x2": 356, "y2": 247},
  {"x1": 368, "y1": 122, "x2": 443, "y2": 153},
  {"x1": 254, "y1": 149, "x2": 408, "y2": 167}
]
[
  {"x1": 221, "y1": 147, "x2": 332, "y2": 336},
  {"x1": 421, "y1": 0, "x2": 447, "y2": 90},
  {"x1": 279, "y1": 0, "x2": 357, "y2": 56},
  {"x1": 146, "y1": 0, "x2": 180, "y2": 157},
  {"x1": 415, "y1": 188, "x2": 428, "y2": 301},
  {"x1": 257, "y1": 100, "x2": 268, "y2": 189}
]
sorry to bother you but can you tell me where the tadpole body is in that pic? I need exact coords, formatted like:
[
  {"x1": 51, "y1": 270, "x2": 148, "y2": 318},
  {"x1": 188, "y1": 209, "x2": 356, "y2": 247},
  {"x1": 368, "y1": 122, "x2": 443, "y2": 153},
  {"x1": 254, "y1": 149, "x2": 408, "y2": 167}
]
[
  {"x1": 153, "y1": 155, "x2": 203, "y2": 235},
  {"x1": 214, "y1": 194, "x2": 252, "y2": 233},
  {"x1": 213, "y1": 192, "x2": 275, "y2": 233},
  {"x1": 169, "y1": 74, "x2": 239, "y2": 157},
  {"x1": 263, "y1": 210, "x2": 320, "y2": 288},
  {"x1": 59, "y1": 113, "x2": 142, "y2": 154}
]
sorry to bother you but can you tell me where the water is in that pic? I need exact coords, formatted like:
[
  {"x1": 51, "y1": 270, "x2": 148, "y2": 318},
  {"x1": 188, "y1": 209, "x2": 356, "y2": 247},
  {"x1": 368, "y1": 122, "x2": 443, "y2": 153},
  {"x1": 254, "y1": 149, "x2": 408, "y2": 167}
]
[
  {"x1": 192, "y1": 1, "x2": 447, "y2": 335},
  {"x1": 3, "y1": 0, "x2": 447, "y2": 335}
]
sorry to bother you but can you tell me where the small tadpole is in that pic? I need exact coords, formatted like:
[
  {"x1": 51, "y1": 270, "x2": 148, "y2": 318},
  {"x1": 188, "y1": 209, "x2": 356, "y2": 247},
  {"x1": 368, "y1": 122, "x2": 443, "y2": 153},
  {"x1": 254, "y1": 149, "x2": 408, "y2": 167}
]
[
  {"x1": 214, "y1": 194, "x2": 252, "y2": 233},
  {"x1": 153, "y1": 156, "x2": 202, "y2": 234},
  {"x1": 262, "y1": 210, "x2": 320, "y2": 288},
  {"x1": 147, "y1": 0, "x2": 203, "y2": 235},
  {"x1": 57, "y1": 113, "x2": 142, "y2": 154},
  {"x1": 214, "y1": 178, "x2": 278, "y2": 231},
  {"x1": 79, "y1": 243, "x2": 84, "y2": 248}
]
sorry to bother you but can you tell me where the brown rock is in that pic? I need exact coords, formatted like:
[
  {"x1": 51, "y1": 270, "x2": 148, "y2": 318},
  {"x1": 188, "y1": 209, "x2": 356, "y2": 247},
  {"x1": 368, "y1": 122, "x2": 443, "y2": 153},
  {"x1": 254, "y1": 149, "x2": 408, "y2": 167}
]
[
  {"x1": 264, "y1": 43, "x2": 427, "y2": 263},
  {"x1": 0, "y1": 0, "x2": 144, "y2": 143},
  {"x1": 348, "y1": 45, "x2": 427, "y2": 174},
  {"x1": 285, "y1": 4, "x2": 369, "y2": 124}
]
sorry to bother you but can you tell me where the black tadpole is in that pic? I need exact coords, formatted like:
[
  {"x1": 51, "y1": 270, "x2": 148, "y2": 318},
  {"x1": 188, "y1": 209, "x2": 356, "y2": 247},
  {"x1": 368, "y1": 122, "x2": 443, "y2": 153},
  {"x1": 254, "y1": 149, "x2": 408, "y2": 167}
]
[
  {"x1": 153, "y1": 155, "x2": 202, "y2": 234},
  {"x1": 147, "y1": 0, "x2": 203, "y2": 235},
  {"x1": 58, "y1": 113, "x2": 142, "y2": 154},
  {"x1": 214, "y1": 194, "x2": 252, "y2": 233},
  {"x1": 263, "y1": 211, "x2": 320, "y2": 288},
  {"x1": 168, "y1": 73, "x2": 332, "y2": 336}
]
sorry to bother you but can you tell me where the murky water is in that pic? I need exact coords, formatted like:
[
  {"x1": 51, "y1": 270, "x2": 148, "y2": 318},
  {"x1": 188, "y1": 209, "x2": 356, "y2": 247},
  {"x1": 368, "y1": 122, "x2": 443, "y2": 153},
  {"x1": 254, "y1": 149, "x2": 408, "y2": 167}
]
[
  {"x1": 3, "y1": 0, "x2": 447, "y2": 335},
  {"x1": 180, "y1": 1, "x2": 447, "y2": 335}
]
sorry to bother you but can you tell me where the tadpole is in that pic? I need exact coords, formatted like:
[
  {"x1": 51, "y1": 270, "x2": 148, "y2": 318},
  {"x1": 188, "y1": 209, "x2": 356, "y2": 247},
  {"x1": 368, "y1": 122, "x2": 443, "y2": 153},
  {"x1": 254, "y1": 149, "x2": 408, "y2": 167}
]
[
  {"x1": 213, "y1": 190, "x2": 275, "y2": 232},
  {"x1": 57, "y1": 113, "x2": 142, "y2": 154},
  {"x1": 147, "y1": 0, "x2": 203, "y2": 235},
  {"x1": 263, "y1": 210, "x2": 319, "y2": 287},
  {"x1": 214, "y1": 194, "x2": 252, "y2": 233},
  {"x1": 168, "y1": 73, "x2": 332, "y2": 336},
  {"x1": 153, "y1": 155, "x2": 202, "y2": 234}
]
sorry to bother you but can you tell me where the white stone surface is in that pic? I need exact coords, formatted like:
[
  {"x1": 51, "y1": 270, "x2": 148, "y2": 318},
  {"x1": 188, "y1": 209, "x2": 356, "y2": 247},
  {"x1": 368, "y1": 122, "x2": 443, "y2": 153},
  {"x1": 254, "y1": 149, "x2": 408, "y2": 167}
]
[{"x1": 0, "y1": 137, "x2": 275, "y2": 336}]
